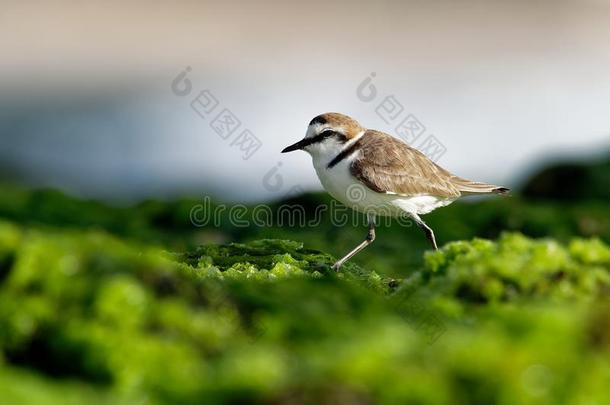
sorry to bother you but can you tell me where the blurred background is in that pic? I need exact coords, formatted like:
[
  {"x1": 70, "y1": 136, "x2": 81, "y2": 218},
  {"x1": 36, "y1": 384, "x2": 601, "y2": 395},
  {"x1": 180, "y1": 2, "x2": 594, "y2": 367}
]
[
  {"x1": 1, "y1": 1, "x2": 610, "y2": 404},
  {"x1": 1, "y1": 0, "x2": 609, "y2": 202}
]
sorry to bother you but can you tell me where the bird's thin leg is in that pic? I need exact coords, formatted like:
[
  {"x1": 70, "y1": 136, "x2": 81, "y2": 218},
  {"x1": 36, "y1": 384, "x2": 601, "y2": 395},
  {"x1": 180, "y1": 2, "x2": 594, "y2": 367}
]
[
  {"x1": 411, "y1": 214, "x2": 438, "y2": 250},
  {"x1": 332, "y1": 214, "x2": 376, "y2": 271}
]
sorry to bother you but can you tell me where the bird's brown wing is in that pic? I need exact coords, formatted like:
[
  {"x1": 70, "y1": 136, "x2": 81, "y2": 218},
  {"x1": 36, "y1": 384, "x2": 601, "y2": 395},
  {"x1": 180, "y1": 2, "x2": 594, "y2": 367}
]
[{"x1": 349, "y1": 130, "x2": 463, "y2": 198}]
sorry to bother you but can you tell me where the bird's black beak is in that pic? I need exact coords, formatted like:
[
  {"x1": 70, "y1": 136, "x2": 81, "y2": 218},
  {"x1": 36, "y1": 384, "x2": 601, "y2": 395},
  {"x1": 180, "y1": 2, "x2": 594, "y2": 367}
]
[{"x1": 281, "y1": 139, "x2": 308, "y2": 153}]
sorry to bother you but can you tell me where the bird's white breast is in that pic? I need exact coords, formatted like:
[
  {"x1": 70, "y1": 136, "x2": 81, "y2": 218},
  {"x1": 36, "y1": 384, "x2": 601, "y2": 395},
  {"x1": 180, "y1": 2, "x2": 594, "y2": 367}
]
[{"x1": 312, "y1": 148, "x2": 363, "y2": 208}]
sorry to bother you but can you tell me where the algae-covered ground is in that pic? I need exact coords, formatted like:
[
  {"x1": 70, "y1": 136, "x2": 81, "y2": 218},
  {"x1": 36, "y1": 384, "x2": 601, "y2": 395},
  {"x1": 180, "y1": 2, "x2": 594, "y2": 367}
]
[{"x1": 0, "y1": 159, "x2": 609, "y2": 404}]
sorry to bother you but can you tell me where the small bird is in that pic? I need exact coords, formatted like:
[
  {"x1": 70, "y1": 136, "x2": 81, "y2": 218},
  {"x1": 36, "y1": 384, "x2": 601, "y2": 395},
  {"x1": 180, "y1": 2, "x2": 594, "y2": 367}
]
[{"x1": 282, "y1": 112, "x2": 509, "y2": 270}]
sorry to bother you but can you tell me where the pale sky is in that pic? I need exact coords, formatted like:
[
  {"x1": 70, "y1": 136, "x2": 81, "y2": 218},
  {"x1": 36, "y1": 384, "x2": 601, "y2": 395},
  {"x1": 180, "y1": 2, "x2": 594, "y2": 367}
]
[{"x1": 1, "y1": 0, "x2": 609, "y2": 201}]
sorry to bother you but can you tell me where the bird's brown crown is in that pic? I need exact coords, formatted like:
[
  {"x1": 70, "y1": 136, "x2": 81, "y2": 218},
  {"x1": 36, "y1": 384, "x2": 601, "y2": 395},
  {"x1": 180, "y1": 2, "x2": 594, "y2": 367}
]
[{"x1": 309, "y1": 112, "x2": 365, "y2": 139}]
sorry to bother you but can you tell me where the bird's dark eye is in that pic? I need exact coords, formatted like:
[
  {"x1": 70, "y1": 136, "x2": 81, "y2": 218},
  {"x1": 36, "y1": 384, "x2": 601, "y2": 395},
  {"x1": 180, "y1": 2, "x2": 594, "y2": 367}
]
[
  {"x1": 323, "y1": 130, "x2": 347, "y2": 142},
  {"x1": 320, "y1": 130, "x2": 347, "y2": 142},
  {"x1": 307, "y1": 130, "x2": 347, "y2": 146}
]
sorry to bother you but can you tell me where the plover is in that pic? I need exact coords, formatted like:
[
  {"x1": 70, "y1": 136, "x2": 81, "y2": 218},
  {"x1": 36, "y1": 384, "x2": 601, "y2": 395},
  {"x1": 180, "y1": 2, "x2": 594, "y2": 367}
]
[{"x1": 282, "y1": 112, "x2": 509, "y2": 270}]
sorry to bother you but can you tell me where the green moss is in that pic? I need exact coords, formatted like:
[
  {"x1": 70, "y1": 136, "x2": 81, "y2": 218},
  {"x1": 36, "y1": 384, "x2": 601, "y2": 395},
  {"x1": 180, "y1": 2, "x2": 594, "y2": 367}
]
[
  {"x1": 0, "y1": 219, "x2": 609, "y2": 404},
  {"x1": 1, "y1": 181, "x2": 610, "y2": 279},
  {"x1": 1, "y1": 160, "x2": 610, "y2": 403},
  {"x1": 419, "y1": 232, "x2": 610, "y2": 304}
]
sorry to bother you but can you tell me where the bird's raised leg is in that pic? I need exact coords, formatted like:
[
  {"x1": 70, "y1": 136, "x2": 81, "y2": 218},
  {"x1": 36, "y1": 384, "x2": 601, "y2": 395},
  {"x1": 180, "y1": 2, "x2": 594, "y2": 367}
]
[
  {"x1": 332, "y1": 214, "x2": 376, "y2": 271},
  {"x1": 411, "y1": 214, "x2": 438, "y2": 250}
]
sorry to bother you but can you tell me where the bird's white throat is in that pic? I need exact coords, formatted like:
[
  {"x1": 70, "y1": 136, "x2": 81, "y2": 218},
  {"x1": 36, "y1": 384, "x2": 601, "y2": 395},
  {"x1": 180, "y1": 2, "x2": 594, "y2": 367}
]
[
  {"x1": 304, "y1": 130, "x2": 365, "y2": 170},
  {"x1": 304, "y1": 131, "x2": 377, "y2": 212}
]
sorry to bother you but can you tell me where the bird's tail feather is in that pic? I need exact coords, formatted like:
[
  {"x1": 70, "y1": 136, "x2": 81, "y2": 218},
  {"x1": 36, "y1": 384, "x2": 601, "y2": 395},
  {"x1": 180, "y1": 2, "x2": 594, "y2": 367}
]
[{"x1": 451, "y1": 177, "x2": 510, "y2": 196}]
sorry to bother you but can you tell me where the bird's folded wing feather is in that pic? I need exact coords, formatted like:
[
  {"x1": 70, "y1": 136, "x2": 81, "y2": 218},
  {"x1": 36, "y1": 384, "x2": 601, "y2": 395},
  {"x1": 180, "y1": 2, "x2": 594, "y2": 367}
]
[{"x1": 349, "y1": 131, "x2": 462, "y2": 198}]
